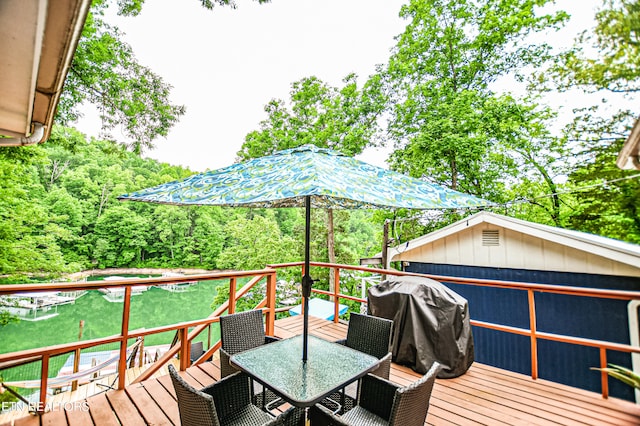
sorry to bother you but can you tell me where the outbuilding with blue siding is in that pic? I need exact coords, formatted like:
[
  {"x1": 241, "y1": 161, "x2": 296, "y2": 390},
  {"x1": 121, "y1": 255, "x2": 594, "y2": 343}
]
[{"x1": 387, "y1": 211, "x2": 640, "y2": 402}]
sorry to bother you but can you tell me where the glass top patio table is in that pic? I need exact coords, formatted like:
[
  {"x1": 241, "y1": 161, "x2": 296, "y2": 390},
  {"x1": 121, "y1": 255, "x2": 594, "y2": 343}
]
[{"x1": 229, "y1": 334, "x2": 380, "y2": 407}]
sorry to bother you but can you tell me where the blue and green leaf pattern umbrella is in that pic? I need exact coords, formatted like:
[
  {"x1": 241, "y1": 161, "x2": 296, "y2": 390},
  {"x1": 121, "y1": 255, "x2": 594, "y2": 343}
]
[
  {"x1": 119, "y1": 144, "x2": 489, "y2": 361},
  {"x1": 119, "y1": 145, "x2": 487, "y2": 210}
]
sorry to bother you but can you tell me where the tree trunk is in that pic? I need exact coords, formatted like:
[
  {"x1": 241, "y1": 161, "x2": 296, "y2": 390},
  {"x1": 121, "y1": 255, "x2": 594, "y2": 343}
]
[{"x1": 97, "y1": 183, "x2": 110, "y2": 218}]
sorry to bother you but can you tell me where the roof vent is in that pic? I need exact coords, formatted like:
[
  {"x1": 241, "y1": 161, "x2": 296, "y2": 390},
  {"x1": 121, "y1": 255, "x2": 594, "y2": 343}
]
[{"x1": 482, "y1": 230, "x2": 500, "y2": 246}]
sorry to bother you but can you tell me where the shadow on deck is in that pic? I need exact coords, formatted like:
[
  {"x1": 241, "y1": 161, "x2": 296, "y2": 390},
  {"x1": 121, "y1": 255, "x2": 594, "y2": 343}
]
[{"x1": 2, "y1": 315, "x2": 640, "y2": 426}]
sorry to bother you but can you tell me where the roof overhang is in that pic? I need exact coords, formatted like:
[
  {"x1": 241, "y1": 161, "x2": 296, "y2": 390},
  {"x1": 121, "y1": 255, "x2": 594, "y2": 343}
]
[
  {"x1": 0, "y1": 0, "x2": 90, "y2": 145},
  {"x1": 617, "y1": 116, "x2": 640, "y2": 170}
]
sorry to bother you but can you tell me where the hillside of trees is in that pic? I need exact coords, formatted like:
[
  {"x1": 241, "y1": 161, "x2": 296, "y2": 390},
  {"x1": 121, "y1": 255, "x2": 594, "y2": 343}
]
[{"x1": 0, "y1": 127, "x2": 380, "y2": 278}]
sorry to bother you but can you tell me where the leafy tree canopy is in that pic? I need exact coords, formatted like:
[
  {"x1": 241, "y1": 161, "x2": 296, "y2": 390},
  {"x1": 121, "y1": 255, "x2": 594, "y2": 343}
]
[
  {"x1": 383, "y1": 0, "x2": 569, "y2": 201},
  {"x1": 553, "y1": 0, "x2": 640, "y2": 94},
  {"x1": 239, "y1": 74, "x2": 384, "y2": 160}
]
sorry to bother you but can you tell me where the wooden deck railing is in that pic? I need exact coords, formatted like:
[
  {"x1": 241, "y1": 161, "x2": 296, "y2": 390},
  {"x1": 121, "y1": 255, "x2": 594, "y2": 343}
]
[
  {"x1": 0, "y1": 269, "x2": 278, "y2": 412},
  {"x1": 269, "y1": 261, "x2": 640, "y2": 399},
  {"x1": 1, "y1": 262, "x2": 639, "y2": 410}
]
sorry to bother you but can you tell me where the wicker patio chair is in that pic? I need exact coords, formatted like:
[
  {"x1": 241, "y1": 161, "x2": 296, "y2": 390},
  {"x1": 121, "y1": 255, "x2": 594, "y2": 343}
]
[
  {"x1": 190, "y1": 340, "x2": 205, "y2": 363},
  {"x1": 219, "y1": 310, "x2": 282, "y2": 407},
  {"x1": 219, "y1": 310, "x2": 280, "y2": 378},
  {"x1": 310, "y1": 362, "x2": 441, "y2": 426},
  {"x1": 168, "y1": 364, "x2": 304, "y2": 426},
  {"x1": 336, "y1": 313, "x2": 393, "y2": 379},
  {"x1": 321, "y1": 313, "x2": 393, "y2": 414}
]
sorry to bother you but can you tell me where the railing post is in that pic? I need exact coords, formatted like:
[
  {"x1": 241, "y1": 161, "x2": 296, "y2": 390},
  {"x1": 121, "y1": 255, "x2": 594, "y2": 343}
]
[
  {"x1": 265, "y1": 272, "x2": 276, "y2": 336},
  {"x1": 333, "y1": 268, "x2": 340, "y2": 323},
  {"x1": 39, "y1": 354, "x2": 49, "y2": 413},
  {"x1": 71, "y1": 347, "x2": 81, "y2": 391},
  {"x1": 180, "y1": 327, "x2": 190, "y2": 371},
  {"x1": 138, "y1": 336, "x2": 145, "y2": 368},
  {"x1": 528, "y1": 289, "x2": 538, "y2": 380},
  {"x1": 600, "y1": 347, "x2": 609, "y2": 398},
  {"x1": 229, "y1": 277, "x2": 237, "y2": 314},
  {"x1": 118, "y1": 286, "x2": 132, "y2": 390}
]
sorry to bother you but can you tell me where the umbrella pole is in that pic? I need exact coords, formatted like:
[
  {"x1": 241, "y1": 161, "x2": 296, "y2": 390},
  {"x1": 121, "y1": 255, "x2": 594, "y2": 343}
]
[{"x1": 302, "y1": 195, "x2": 312, "y2": 362}]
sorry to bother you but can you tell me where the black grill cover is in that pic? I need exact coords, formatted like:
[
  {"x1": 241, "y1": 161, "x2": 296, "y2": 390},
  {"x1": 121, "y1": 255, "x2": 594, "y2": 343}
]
[{"x1": 368, "y1": 276, "x2": 474, "y2": 378}]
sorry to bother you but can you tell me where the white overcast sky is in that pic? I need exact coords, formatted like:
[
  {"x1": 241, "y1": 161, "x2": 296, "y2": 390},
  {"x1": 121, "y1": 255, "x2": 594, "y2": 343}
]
[{"x1": 75, "y1": 0, "x2": 604, "y2": 172}]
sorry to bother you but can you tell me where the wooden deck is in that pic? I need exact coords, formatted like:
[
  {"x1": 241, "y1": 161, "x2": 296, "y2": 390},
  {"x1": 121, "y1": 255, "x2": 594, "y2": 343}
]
[{"x1": 2, "y1": 315, "x2": 639, "y2": 426}]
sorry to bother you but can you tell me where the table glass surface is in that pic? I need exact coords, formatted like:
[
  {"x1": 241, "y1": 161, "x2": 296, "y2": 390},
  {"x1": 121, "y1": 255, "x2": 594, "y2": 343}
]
[{"x1": 229, "y1": 334, "x2": 379, "y2": 407}]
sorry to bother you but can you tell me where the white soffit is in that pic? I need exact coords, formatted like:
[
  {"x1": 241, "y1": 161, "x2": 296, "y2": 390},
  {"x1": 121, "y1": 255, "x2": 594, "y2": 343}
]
[
  {"x1": 0, "y1": 0, "x2": 90, "y2": 141},
  {"x1": 0, "y1": 0, "x2": 45, "y2": 136}
]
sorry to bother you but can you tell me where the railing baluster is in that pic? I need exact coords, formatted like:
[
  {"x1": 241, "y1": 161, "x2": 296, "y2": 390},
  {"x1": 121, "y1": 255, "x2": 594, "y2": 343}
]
[
  {"x1": 118, "y1": 286, "x2": 132, "y2": 390},
  {"x1": 528, "y1": 289, "x2": 538, "y2": 380},
  {"x1": 39, "y1": 353, "x2": 49, "y2": 413},
  {"x1": 333, "y1": 268, "x2": 340, "y2": 323},
  {"x1": 229, "y1": 277, "x2": 237, "y2": 314},
  {"x1": 179, "y1": 327, "x2": 189, "y2": 371},
  {"x1": 72, "y1": 347, "x2": 81, "y2": 391},
  {"x1": 600, "y1": 347, "x2": 609, "y2": 398},
  {"x1": 265, "y1": 271, "x2": 276, "y2": 335}
]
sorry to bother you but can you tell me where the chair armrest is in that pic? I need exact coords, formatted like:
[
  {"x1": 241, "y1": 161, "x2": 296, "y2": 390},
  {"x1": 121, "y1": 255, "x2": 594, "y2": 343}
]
[
  {"x1": 334, "y1": 339, "x2": 347, "y2": 346},
  {"x1": 371, "y1": 352, "x2": 392, "y2": 380},
  {"x1": 219, "y1": 347, "x2": 240, "y2": 378},
  {"x1": 265, "y1": 336, "x2": 281, "y2": 344},
  {"x1": 204, "y1": 371, "x2": 252, "y2": 419},
  {"x1": 309, "y1": 404, "x2": 350, "y2": 426},
  {"x1": 266, "y1": 406, "x2": 306, "y2": 426},
  {"x1": 358, "y1": 373, "x2": 399, "y2": 421}
]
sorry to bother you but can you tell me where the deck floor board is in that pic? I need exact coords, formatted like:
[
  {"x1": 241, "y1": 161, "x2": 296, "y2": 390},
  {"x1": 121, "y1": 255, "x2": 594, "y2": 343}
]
[
  {"x1": 64, "y1": 402, "x2": 93, "y2": 426},
  {"x1": 85, "y1": 392, "x2": 120, "y2": 426},
  {"x1": 12, "y1": 414, "x2": 39, "y2": 426},
  {"x1": 139, "y1": 379, "x2": 180, "y2": 425},
  {"x1": 105, "y1": 389, "x2": 147, "y2": 426},
  {"x1": 125, "y1": 382, "x2": 173, "y2": 425},
  {"x1": 2, "y1": 315, "x2": 639, "y2": 425}
]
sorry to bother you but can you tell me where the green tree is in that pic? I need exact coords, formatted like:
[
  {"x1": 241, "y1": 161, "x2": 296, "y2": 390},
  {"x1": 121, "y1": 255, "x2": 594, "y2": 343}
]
[
  {"x1": 57, "y1": 1, "x2": 185, "y2": 154},
  {"x1": 554, "y1": 0, "x2": 640, "y2": 93},
  {"x1": 180, "y1": 207, "x2": 227, "y2": 268},
  {"x1": 115, "y1": 0, "x2": 272, "y2": 16},
  {"x1": 383, "y1": 0, "x2": 568, "y2": 203},
  {"x1": 565, "y1": 140, "x2": 640, "y2": 243},
  {"x1": 548, "y1": 0, "x2": 640, "y2": 239},
  {"x1": 0, "y1": 148, "x2": 68, "y2": 274},
  {"x1": 217, "y1": 212, "x2": 298, "y2": 270},
  {"x1": 239, "y1": 75, "x2": 383, "y2": 159},
  {"x1": 93, "y1": 205, "x2": 151, "y2": 267}
]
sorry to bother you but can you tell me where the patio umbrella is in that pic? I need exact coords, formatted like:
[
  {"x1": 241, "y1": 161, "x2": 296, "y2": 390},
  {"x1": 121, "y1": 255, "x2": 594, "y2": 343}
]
[{"x1": 118, "y1": 144, "x2": 489, "y2": 361}]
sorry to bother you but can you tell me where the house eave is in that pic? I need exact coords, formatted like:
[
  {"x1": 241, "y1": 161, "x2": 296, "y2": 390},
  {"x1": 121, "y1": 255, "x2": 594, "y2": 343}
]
[
  {"x1": 0, "y1": 0, "x2": 90, "y2": 145},
  {"x1": 617, "y1": 116, "x2": 640, "y2": 170}
]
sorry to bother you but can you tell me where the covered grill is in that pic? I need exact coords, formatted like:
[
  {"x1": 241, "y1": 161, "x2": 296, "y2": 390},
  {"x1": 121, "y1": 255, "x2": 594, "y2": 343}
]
[{"x1": 368, "y1": 275, "x2": 474, "y2": 378}]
